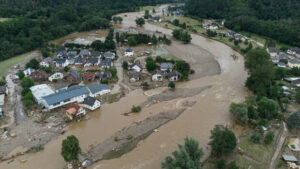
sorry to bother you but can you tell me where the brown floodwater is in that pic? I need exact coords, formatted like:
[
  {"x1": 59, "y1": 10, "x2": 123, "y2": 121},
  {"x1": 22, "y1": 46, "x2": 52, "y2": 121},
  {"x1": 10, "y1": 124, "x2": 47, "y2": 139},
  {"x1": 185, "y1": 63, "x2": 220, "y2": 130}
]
[{"x1": 0, "y1": 5, "x2": 247, "y2": 169}]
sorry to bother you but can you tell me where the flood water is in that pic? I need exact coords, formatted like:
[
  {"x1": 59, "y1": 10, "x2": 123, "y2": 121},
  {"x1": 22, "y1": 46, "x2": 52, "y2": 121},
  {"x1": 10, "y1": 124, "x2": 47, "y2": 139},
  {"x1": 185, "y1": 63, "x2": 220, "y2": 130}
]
[{"x1": 0, "y1": 5, "x2": 247, "y2": 169}]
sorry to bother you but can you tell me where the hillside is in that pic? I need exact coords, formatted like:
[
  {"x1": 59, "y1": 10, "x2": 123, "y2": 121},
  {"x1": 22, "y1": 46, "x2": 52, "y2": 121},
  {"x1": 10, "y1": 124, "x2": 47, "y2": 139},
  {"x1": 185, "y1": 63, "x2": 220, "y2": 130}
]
[{"x1": 185, "y1": 0, "x2": 300, "y2": 46}]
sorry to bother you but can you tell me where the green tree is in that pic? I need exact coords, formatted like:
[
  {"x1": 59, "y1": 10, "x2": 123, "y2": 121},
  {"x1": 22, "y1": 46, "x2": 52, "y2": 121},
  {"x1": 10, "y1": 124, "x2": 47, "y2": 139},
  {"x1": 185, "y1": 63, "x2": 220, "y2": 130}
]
[
  {"x1": 112, "y1": 16, "x2": 118, "y2": 24},
  {"x1": 21, "y1": 78, "x2": 34, "y2": 89},
  {"x1": 257, "y1": 97, "x2": 278, "y2": 120},
  {"x1": 152, "y1": 34, "x2": 158, "y2": 45},
  {"x1": 17, "y1": 70, "x2": 25, "y2": 79},
  {"x1": 161, "y1": 137, "x2": 203, "y2": 169},
  {"x1": 172, "y1": 29, "x2": 182, "y2": 39},
  {"x1": 135, "y1": 17, "x2": 145, "y2": 26},
  {"x1": 209, "y1": 125, "x2": 237, "y2": 157},
  {"x1": 128, "y1": 36, "x2": 137, "y2": 46},
  {"x1": 41, "y1": 47, "x2": 50, "y2": 58},
  {"x1": 274, "y1": 67, "x2": 286, "y2": 80},
  {"x1": 230, "y1": 103, "x2": 249, "y2": 125},
  {"x1": 61, "y1": 135, "x2": 81, "y2": 162},
  {"x1": 227, "y1": 161, "x2": 239, "y2": 169},
  {"x1": 146, "y1": 57, "x2": 157, "y2": 71},
  {"x1": 295, "y1": 89, "x2": 300, "y2": 103},
  {"x1": 264, "y1": 131, "x2": 274, "y2": 144},
  {"x1": 286, "y1": 112, "x2": 300, "y2": 129},
  {"x1": 115, "y1": 32, "x2": 120, "y2": 43},
  {"x1": 122, "y1": 61, "x2": 128, "y2": 70},
  {"x1": 144, "y1": 10, "x2": 150, "y2": 19},
  {"x1": 26, "y1": 58, "x2": 39, "y2": 70},
  {"x1": 64, "y1": 66, "x2": 70, "y2": 72},
  {"x1": 168, "y1": 81, "x2": 175, "y2": 89},
  {"x1": 131, "y1": 105, "x2": 142, "y2": 113},
  {"x1": 251, "y1": 133, "x2": 261, "y2": 143},
  {"x1": 215, "y1": 158, "x2": 226, "y2": 169},
  {"x1": 173, "y1": 19, "x2": 180, "y2": 26}
]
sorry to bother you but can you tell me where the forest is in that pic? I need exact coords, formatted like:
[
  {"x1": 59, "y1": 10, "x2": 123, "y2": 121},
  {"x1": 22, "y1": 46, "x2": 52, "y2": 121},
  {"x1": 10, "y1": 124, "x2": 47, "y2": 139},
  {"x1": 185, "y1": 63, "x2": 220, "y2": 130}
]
[
  {"x1": 0, "y1": 0, "x2": 181, "y2": 61},
  {"x1": 185, "y1": 0, "x2": 300, "y2": 46}
]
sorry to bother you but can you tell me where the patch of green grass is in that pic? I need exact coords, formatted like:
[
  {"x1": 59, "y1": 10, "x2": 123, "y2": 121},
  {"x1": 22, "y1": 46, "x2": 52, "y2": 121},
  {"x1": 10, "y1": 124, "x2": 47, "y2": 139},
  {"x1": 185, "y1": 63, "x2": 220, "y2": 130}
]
[
  {"x1": 229, "y1": 153, "x2": 264, "y2": 169},
  {"x1": 25, "y1": 145, "x2": 44, "y2": 153},
  {"x1": 139, "y1": 5, "x2": 158, "y2": 11},
  {"x1": 0, "y1": 52, "x2": 32, "y2": 76}
]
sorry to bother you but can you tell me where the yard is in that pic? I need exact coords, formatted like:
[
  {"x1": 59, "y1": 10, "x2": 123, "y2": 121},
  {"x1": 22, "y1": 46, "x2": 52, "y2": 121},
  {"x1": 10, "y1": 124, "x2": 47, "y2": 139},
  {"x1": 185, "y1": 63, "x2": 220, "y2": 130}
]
[
  {"x1": 0, "y1": 52, "x2": 33, "y2": 76},
  {"x1": 0, "y1": 18, "x2": 10, "y2": 22}
]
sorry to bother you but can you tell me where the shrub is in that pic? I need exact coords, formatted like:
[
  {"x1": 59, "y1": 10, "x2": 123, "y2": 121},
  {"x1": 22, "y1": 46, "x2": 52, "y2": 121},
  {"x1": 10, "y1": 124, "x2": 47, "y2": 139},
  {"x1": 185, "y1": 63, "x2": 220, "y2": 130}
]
[
  {"x1": 215, "y1": 158, "x2": 226, "y2": 169},
  {"x1": 101, "y1": 78, "x2": 109, "y2": 84},
  {"x1": 250, "y1": 133, "x2": 261, "y2": 143},
  {"x1": 168, "y1": 82, "x2": 175, "y2": 89},
  {"x1": 264, "y1": 131, "x2": 274, "y2": 144},
  {"x1": 131, "y1": 105, "x2": 141, "y2": 113}
]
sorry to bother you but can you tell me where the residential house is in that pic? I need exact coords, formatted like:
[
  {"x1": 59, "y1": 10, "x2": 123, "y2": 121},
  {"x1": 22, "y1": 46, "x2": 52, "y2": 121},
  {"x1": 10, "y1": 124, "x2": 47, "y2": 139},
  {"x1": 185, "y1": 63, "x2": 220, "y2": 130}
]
[
  {"x1": 288, "y1": 59, "x2": 300, "y2": 68},
  {"x1": 267, "y1": 47, "x2": 278, "y2": 57},
  {"x1": 82, "y1": 72, "x2": 96, "y2": 82},
  {"x1": 99, "y1": 71, "x2": 112, "y2": 81},
  {"x1": 23, "y1": 68, "x2": 35, "y2": 77},
  {"x1": 227, "y1": 31, "x2": 244, "y2": 41},
  {"x1": 128, "y1": 63, "x2": 142, "y2": 73},
  {"x1": 90, "y1": 51, "x2": 101, "y2": 58},
  {"x1": 87, "y1": 83, "x2": 111, "y2": 97},
  {"x1": 160, "y1": 62, "x2": 174, "y2": 72},
  {"x1": 65, "y1": 70, "x2": 80, "y2": 82},
  {"x1": 125, "y1": 48, "x2": 134, "y2": 57},
  {"x1": 277, "y1": 62, "x2": 286, "y2": 68},
  {"x1": 284, "y1": 77, "x2": 300, "y2": 86},
  {"x1": 0, "y1": 86, "x2": 8, "y2": 95},
  {"x1": 202, "y1": 21, "x2": 218, "y2": 30},
  {"x1": 74, "y1": 57, "x2": 86, "y2": 66},
  {"x1": 54, "y1": 83, "x2": 70, "y2": 93},
  {"x1": 165, "y1": 71, "x2": 181, "y2": 81},
  {"x1": 101, "y1": 59, "x2": 113, "y2": 68},
  {"x1": 104, "y1": 52, "x2": 116, "y2": 60},
  {"x1": 48, "y1": 72, "x2": 64, "y2": 82},
  {"x1": 287, "y1": 47, "x2": 300, "y2": 57},
  {"x1": 40, "y1": 57, "x2": 53, "y2": 67},
  {"x1": 42, "y1": 85, "x2": 90, "y2": 110},
  {"x1": 31, "y1": 71, "x2": 49, "y2": 81},
  {"x1": 152, "y1": 70, "x2": 164, "y2": 81},
  {"x1": 57, "y1": 50, "x2": 68, "y2": 59},
  {"x1": 282, "y1": 155, "x2": 298, "y2": 163},
  {"x1": 65, "y1": 104, "x2": 86, "y2": 120},
  {"x1": 79, "y1": 49, "x2": 90, "y2": 57},
  {"x1": 129, "y1": 73, "x2": 142, "y2": 83},
  {"x1": 30, "y1": 84, "x2": 55, "y2": 104},
  {"x1": 67, "y1": 51, "x2": 77, "y2": 59},
  {"x1": 0, "y1": 95, "x2": 4, "y2": 106},
  {"x1": 55, "y1": 59, "x2": 70, "y2": 68},
  {"x1": 82, "y1": 96, "x2": 101, "y2": 111},
  {"x1": 84, "y1": 57, "x2": 100, "y2": 67}
]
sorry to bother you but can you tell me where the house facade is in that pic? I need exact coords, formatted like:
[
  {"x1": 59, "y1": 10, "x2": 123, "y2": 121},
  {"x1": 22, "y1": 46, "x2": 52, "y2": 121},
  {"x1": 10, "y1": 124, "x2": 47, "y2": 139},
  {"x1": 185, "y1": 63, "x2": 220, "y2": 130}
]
[
  {"x1": 82, "y1": 96, "x2": 101, "y2": 111},
  {"x1": 104, "y1": 52, "x2": 115, "y2": 60},
  {"x1": 87, "y1": 83, "x2": 111, "y2": 97},
  {"x1": 165, "y1": 71, "x2": 181, "y2": 81},
  {"x1": 152, "y1": 71, "x2": 164, "y2": 81},
  {"x1": 48, "y1": 72, "x2": 64, "y2": 82},
  {"x1": 125, "y1": 48, "x2": 134, "y2": 57},
  {"x1": 40, "y1": 57, "x2": 53, "y2": 67},
  {"x1": 55, "y1": 59, "x2": 70, "y2": 68}
]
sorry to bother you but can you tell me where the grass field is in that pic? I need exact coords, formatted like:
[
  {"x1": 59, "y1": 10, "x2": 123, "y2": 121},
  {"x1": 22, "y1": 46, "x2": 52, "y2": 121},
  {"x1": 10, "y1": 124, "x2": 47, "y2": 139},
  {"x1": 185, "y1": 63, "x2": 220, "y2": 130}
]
[
  {"x1": 0, "y1": 52, "x2": 31, "y2": 76},
  {"x1": 139, "y1": 5, "x2": 158, "y2": 11}
]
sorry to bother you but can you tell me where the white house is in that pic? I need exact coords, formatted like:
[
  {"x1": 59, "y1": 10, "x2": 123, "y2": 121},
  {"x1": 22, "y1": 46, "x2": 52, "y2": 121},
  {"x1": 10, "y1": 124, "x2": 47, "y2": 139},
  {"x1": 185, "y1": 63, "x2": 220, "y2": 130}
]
[
  {"x1": 104, "y1": 52, "x2": 116, "y2": 60},
  {"x1": 0, "y1": 94, "x2": 4, "y2": 106},
  {"x1": 84, "y1": 57, "x2": 100, "y2": 67},
  {"x1": 23, "y1": 68, "x2": 35, "y2": 77},
  {"x1": 48, "y1": 72, "x2": 64, "y2": 82},
  {"x1": 152, "y1": 71, "x2": 164, "y2": 81},
  {"x1": 82, "y1": 96, "x2": 101, "y2": 111},
  {"x1": 55, "y1": 59, "x2": 70, "y2": 68},
  {"x1": 30, "y1": 84, "x2": 55, "y2": 104},
  {"x1": 160, "y1": 62, "x2": 174, "y2": 72},
  {"x1": 125, "y1": 48, "x2": 134, "y2": 57},
  {"x1": 267, "y1": 47, "x2": 278, "y2": 57},
  {"x1": 165, "y1": 71, "x2": 181, "y2": 81},
  {"x1": 128, "y1": 64, "x2": 142, "y2": 73},
  {"x1": 40, "y1": 57, "x2": 53, "y2": 67},
  {"x1": 287, "y1": 47, "x2": 300, "y2": 57},
  {"x1": 87, "y1": 83, "x2": 111, "y2": 97},
  {"x1": 42, "y1": 85, "x2": 90, "y2": 110}
]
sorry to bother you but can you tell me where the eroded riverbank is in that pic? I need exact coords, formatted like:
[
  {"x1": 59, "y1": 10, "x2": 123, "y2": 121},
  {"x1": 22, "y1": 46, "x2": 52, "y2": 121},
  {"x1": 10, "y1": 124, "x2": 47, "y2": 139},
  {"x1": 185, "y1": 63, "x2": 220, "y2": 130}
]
[{"x1": 0, "y1": 4, "x2": 247, "y2": 169}]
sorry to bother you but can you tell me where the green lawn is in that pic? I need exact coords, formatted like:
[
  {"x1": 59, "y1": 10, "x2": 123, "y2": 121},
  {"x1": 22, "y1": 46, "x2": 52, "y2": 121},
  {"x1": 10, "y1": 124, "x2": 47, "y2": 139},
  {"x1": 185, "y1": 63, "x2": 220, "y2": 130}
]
[
  {"x1": 0, "y1": 52, "x2": 31, "y2": 76},
  {"x1": 139, "y1": 5, "x2": 158, "y2": 11}
]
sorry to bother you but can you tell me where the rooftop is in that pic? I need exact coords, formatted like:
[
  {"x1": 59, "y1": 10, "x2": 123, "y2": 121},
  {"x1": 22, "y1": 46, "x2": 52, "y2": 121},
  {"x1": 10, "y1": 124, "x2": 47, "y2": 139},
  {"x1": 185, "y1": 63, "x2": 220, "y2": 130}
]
[
  {"x1": 83, "y1": 96, "x2": 98, "y2": 106},
  {"x1": 30, "y1": 84, "x2": 55, "y2": 102},
  {"x1": 43, "y1": 85, "x2": 90, "y2": 106},
  {"x1": 87, "y1": 83, "x2": 110, "y2": 94}
]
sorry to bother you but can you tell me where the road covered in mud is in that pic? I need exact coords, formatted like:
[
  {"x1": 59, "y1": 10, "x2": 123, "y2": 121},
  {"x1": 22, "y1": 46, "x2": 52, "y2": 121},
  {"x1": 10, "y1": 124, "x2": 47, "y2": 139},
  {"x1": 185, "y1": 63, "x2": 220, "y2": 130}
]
[{"x1": 0, "y1": 4, "x2": 247, "y2": 169}]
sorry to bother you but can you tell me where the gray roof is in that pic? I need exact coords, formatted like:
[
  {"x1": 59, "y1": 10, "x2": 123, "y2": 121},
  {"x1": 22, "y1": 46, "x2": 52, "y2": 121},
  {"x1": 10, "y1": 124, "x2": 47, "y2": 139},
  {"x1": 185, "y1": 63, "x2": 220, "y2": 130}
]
[
  {"x1": 42, "y1": 57, "x2": 53, "y2": 64},
  {"x1": 101, "y1": 59, "x2": 112, "y2": 66},
  {"x1": 277, "y1": 53, "x2": 288, "y2": 60},
  {"x1": 160, "y1": 62, "x2": 174, "y2": 70},
  {"x1": 268, "y1": 47, "x2": 278, "y2": 53},
  {"x1": 126, "y1": 48, "x2": 133, "y2": 52},
  {"x1": 90, "y1": 51, "x2": 101, "y2": 58},
  {"x1": 277, "y1": 62, "x2": 286, "y2": 67},
  {"x1": 83, "y1": 96, "x2": 97, "y2": 106},
  {"x1": 282, "y1": 155, "x2": 298, "y2": 162},
  {"x1": 57, "y1": 50, "x2": 68, "y2": 58},
  {"x1": 0, "y1": 86, "x2": 7, "y2": 94},
  {"x1": 54, "y1": 83, "x2": 70, "y2": 91},
  {"x1": 104, "y1": 52, "x2": 115, "y2": 59},
  {"x1": 87, "y1": 83, "x2": 110, "y2": 94},
  {"x1": 43, "y1": 85, "x2": 90, "y2": 106},
  {"x1": 66, "y1": 70, "x2": 80, "y2": 79},
  {"x1": 100, "y1": 71, "x2": 112, "y2": 80},
  {"x1": 56, "y1": 58, "x2": 67, "y2": 64},
  {"x1": 79, "y1": 49, "x2": 90, "y2": 56},
  {"x1": 67, "y1": 51, "x2": 77, "y2": 58},
  {"x1": 289, "y1": 59, "x2": 300, "y2": 64},
  {"x1": 290, "y1": 47, "x2": 300, "y2": 54},
  {"x1": 74, "y1": 57, "x2": 85, "y2": 63},
  {"x1": 165, "y1": 71, "x2": 181, "y2": 78},
  {"x1": 86, "y1": 57, "x2": 99, "y2": 64}
]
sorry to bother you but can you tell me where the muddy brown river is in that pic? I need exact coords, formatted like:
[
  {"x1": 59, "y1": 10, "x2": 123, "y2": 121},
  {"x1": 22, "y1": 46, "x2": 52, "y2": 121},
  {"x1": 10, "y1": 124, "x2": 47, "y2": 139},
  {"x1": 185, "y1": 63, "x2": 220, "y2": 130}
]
[{"x1": 0, "y1": 5, "x2": 247, "y2": 169}]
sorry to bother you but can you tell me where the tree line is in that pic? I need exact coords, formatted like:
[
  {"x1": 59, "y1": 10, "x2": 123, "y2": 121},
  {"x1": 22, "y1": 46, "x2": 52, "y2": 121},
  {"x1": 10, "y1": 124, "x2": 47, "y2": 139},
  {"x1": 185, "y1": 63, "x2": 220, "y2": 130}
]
[
  {"x1": 185, "y1": 0, "x2": 300, "y2": 46},
  {"x1": 0, "y1": 0, "x2": 180, "y2": 62}
]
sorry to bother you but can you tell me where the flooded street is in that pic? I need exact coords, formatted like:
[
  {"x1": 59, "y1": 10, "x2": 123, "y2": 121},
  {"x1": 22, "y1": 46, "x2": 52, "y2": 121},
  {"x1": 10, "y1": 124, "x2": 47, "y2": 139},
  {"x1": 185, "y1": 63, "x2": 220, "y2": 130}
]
[{"x1": 0, "y1": 5, "x2": 247, "y2": 169}]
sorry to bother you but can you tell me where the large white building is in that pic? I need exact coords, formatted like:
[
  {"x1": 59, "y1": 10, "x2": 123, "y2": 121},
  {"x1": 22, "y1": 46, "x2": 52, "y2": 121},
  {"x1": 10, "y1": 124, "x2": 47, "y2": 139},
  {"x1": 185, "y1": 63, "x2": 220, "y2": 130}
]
[
  {"x1": 87, "y1": 83, "x2": 111, "y2": 97},
  {"x1": 48, "y1": 72, "x2": 64, "y2": 82},
  {"x1": 30, "y1": 84, "x2": 55, "y2": 104}
]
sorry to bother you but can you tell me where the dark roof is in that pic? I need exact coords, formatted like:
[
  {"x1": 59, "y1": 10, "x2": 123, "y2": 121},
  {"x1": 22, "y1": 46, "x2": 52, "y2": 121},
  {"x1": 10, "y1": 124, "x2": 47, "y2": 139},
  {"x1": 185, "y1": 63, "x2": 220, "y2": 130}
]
[
  {"x1": 43, "y1": 85, "x2": 90, "y2": 106},
  {"x1": 31, "y1": 71, "x2": 49, "y2": 80},
  {"x1": 165, "y1": 71, "x2": 181, "y2": 78},
  {"x1": 86, "y1": 57, "x2": 99, "y2": 64},
  {"x1": 54, "y1": 83, "x2": 70, "y2": 91},
  {"x1": 56, "y1": 58, "x2": 67, "y2": 64},
  {"x1": 289, "y1": 59, "x2": 300, "y2": 64},
  {"x1": 290, "y1": 47, "x2": 300, "y2": 54},
  {"x1": 277, "y1": 53, "x2": 288, "y2": 60},
  {"x1": 104, "y1": 52, "x2": 115, "y2": 59},
  {"x1": 42, "y1": 57, "x2": 53, "y2": 64},
  {"x1": 87, "y1": 83, "x2": 110, "y2": 94},
  {"x1": 268, "y1": 47, "x2": 278, "y2": 53},
  {"x1": 0, "y1": 86, "x2": 7, "y2": 94},
  {"x1": 83, "y1": 96, "x2": 97, "y2": 106},
  {"x1": 57, "y1": 50, "x2": 68, "y2": 57},
  {"x1": 66, "y1": 70, "x2": 80, "y2": 79},
  {"x1": 129, "y1": 72, "x2": 142, "y2": 80},
  {"x1": 82, "y1": 72, "x2": 95, "y2": 81},
  {"x1": 101, "y1": 59, "x2": 112, "y2": 66},
  {"x1": 160, "y1": 62, "x2": 174, "y2": 70},
  {"x1": 74, "y1": 57, "x2": 85, "y2": 63},
  {"x1": 125, "y1": 48, "x2": 133, "y2": 52},
  {"x1": 90, "y1": 51, "x2": 101, "y2": 58},
  {"x1": 79, "y1": 49, "x2": 90, "y2": 56},
  {"x1": 67, "y1": 51, "x2": 77, "y2": 58}
]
